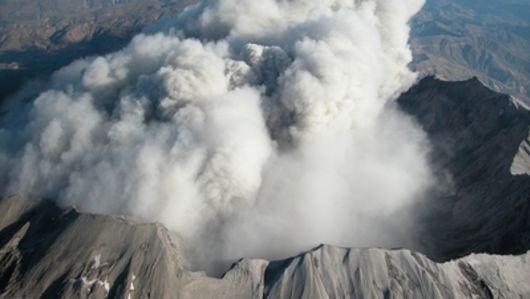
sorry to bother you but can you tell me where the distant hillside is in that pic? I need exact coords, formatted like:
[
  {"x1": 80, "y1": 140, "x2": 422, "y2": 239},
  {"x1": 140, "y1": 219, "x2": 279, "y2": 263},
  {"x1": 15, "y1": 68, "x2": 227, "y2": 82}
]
[
  {"x1": 2, "y1": 0, "x2": 530, "y2": 107},
  {"x1": 410, "y1": 0, "x2": 530, "y2": 105},
  {"x1": 0, "y1": 0, "x2": 194, "y2": 100}
]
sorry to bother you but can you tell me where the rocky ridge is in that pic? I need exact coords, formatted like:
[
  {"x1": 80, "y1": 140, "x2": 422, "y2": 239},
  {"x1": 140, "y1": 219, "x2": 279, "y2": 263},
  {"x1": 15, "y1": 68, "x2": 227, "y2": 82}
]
[
  {"x1": 0, "y1": 195, "x2": 264, "y2": 299},
  {"x1": 1, "y1": 195, "x2": 529, "y2": 299}
]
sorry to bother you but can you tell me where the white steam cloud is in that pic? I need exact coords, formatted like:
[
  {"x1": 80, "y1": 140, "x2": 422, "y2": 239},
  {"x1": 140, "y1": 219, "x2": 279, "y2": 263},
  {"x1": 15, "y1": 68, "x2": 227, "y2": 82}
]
[{"x1": 0, "y1": 0, "x2": 430, "y2": 270}]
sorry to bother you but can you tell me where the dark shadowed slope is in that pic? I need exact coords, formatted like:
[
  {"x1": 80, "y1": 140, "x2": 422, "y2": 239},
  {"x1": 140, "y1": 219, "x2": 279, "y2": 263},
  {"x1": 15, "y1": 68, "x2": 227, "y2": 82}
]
[{"x1": 398, "y1": 76, "x2": 530, "y2": 261}]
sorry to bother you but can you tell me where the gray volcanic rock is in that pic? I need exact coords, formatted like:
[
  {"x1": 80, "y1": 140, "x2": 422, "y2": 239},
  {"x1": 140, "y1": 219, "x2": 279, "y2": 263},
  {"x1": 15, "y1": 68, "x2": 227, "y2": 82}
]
[
  {"x1": 1, "y1": 195, "x2": 530, "y2": 298},
  {"x1": 0, "y1": 195, "x2": 264, "y2": 299},
  {"x1": 264, "y1": 245, "x2": 530, "y2": 299},
  {"x1": 397, "y1": 76, "x2": 530, "y2": 261}
]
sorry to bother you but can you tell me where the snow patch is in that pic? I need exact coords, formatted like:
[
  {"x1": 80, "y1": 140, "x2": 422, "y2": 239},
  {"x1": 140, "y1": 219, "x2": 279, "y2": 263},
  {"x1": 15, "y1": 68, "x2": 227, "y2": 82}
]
[
  {"x1": 130, "y1": 274, "x2": 136, "y2": 291},
  {"x1": 71, "y1": 276, "x2": 111, "y2": 295},
  {"x1": 91, "y1": 254, "x2": 110, "y2": 270},
  {"x1": 126, "y1": 273, "x2": 136, "y2": 299}
]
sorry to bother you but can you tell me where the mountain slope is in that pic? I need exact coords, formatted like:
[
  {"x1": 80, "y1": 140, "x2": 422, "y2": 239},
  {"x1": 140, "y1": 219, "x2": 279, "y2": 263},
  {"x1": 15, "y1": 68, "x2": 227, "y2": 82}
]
[
  {"x1": 0, "y1": 196, "x2": 264, "y2": 299},
  {"x1": 4, "y1": 0, "x2": 530, "y2": 108},
  {"x1": 1, "y1": 195, "x2": 529, "y2": 299},
  {"x1": 398, "y1": 76, "x2": 530, "y2": 261}
]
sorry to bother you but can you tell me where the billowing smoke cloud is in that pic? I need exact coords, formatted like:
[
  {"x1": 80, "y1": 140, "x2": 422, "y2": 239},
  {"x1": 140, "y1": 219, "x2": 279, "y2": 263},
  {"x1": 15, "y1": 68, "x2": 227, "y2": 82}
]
[{"x1": 0, "y1": 0, "x2": 431, "y2": 271}]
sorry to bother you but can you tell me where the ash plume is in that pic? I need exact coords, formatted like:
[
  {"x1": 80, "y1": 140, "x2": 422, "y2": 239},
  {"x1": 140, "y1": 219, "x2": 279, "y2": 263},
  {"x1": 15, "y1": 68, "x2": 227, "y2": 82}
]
[{"x1": 0, "y1": 0, "x2": 431, "y2": 271}]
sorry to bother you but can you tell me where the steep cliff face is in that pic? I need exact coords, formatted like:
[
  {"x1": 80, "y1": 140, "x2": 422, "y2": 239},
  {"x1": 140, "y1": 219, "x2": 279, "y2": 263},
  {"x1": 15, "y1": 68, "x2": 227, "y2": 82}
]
[{"x1": 398, "y1": 76, "x2": 530, "y2": 261}]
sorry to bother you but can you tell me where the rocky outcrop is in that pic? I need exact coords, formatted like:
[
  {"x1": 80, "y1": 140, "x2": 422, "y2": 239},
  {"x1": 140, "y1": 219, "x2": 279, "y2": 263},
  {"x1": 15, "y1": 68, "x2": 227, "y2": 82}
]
[
  {"x1": 1, "y1": 195, "x2": 529, "y2": 298},
  {"x1": 0, "y1": 196, "x2": 264, "y2": 299}
]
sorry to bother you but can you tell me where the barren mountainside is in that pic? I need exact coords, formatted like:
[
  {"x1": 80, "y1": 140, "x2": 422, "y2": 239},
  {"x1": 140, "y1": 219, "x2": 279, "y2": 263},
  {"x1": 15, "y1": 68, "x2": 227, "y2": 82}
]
[
  {"x1": 1, "y1": 197, "x2": 529, "y2": 299},
  {"x1": 398, "y1": 76, "x2": 530, "y2": 261}
]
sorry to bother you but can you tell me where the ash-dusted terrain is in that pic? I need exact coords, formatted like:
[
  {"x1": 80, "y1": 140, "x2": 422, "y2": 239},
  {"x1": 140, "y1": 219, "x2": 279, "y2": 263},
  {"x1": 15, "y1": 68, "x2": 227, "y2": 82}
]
[
  {"x1": 1, "y1": 197, "x2": 530, "y2": 298},
  {"x1": 1, "y1": 195, "x2": 530, "y2": 299},
  {"x1": 1, "y1": 77, "x2": 530, "y2": 298}
]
